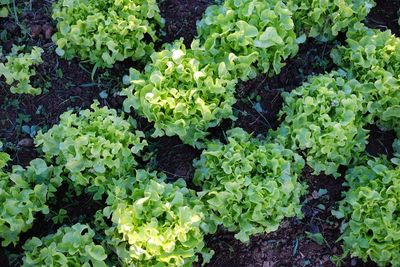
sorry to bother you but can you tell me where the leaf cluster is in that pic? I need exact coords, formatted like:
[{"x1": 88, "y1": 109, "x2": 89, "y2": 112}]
[
  {"x1": 272, "y1": 72, "x2": 370, "y2": 177},
  {"x1": 0, "y1": 141, "x2": 9, "y2": 170},
  {"x1": 331, "y1": 23, "x2": 400, "y2": 82},
  {"x1": 52, "y1": 0, "x2": 164, "y2": 67},
  {"x1": 0, "y1": 0, "x2": 9, "y2": 17},
  {"x1": 22, "y1": 223, "x2": 108, "y2": 266},
  {"x1": 35, "y1": 102, "x2": 147, "y2": 199},
  {"x1": 197, "y1": 0, "x2": 299, "y2": 77},
  {"x1": 0, "y1": 159, "x2": 62, "y2": 246},
  {"x1": 334, "y1": 156, "x2": 400, "y2": 267},
  {"x1": 286, "y1": 0, "x2": 375, "y2": 41},
  {"x1": 0, "y1": 45, "x2": 43, "y2": 95},
  {"x1": 193, "y1": 128, "x2": 306, "y2": 242},
  {"x1": 101, "y1": 170, "x2": 212, "y2": 267},
  {"x1": 363, "y1": 70, "x2": 400, "y2": 134},
  {"x1": 331, "y1": 24, "x2": 400, "y2": 134},
  {"x1": 122, "y1": 39, "x2": 238, "y2": 146}
]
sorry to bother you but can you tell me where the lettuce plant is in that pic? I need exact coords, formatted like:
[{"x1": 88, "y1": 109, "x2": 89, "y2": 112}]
[
  {"x1": 398, "y1": 9, "x2": 400, "y2": 26},
  {"x1": 122, "y1": 39, "x2": 238, "y2": 146},
  {"x1": 35, "y1": 102, "x2": 147, "y2": 199},
  {"x1": 197, "y1": 0, "x2": 299, "y2": 77},
  {"x1": 22, "y1": 223, "x2": 108, "y2": 266},
  {"x1": 0, "y1": 141, "x2": 9, "y2": 170},
  {"x1": 272, "y1": 72, "x2": 370, "y2": 177},
  {"x1": 331, "y1": 23, "x2": 400, "y2": 81},
  {"x1": 333, "y1": 157, "x2": 400, "y2": 267},
  {"x1": 0, "y1": 159, "x2": 62, "y2": 246},
  {"x1": 0, "y1": 0, "x2": 9, "y2": 17},
  {"x1": 193, "y1": 128, "x2": 306, "y2": 242},
  {"x1": 286, "y1": 0, "x2": 375, "y2": 41},
  {"x1": 394, "y1": 139, "x2": 400, "y2": 156},
  {"x1": 331, "y1": 25, "x2": 400, "y2": 132},
  {"x1": 0, "y1": 45, "x2": 43, "y2": 95},
  {"x1": 52, "y1": 0, "x2": 164, "y2": 68},
  {"x1": 101, "y1": 169, "x2": 213, "y2": 266},
  {"x1": 364, "y1": 70, "x2": 400, "y2": 133}
]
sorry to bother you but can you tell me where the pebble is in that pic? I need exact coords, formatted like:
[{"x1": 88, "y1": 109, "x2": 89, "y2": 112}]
[
  {"x1": 31, "y1": 24, "x2": 42, "y2": 38},
  {"x1": 18, "y1": 138, "x2": 34, "y2": 147},
  {"x1": 42, "y1": 24, "x2": 54, "y2": 39}
]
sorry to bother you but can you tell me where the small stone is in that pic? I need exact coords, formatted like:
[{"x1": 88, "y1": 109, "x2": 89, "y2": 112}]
[
  {"x1": 4, "y1": 21, "x2": 17, "y2": 32},
  {"x1": 279, "y1": 73, "x2": 287, "y2": 84},
  {"x1": 3, "y1": 40, "x2": 14, "y2": 51},
  {"x1": 262, "y1": 261, "x2": 277, "y2": 267},
  {"x1": 174, "y1": 166, "x2": 188, "y2": 177},
  {"x1": 42, "y1": 24, "x2": 54, "y2": 39},
  {"x1": 351, "y1": 258, "x2": 357, "y2": 266},
  {"x1": 311, "y1": 190, "x2": 319, "y2": 199},
  {"x1": 322, "y1": 255, "x2": 330, "y2": 263},
  {"x1": 18, "y1": 138, "x2": 34, "y2": 147},
  {"x1": 31, "y1": 25, "x2": 42, "y2": 38}
]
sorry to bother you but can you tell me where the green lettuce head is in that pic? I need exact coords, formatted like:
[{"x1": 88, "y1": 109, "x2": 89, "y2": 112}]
[
  {"x1": 287, "y1": 0, "x2": 375, "y2": 41},
  {"x1": 272, "y1": 71, "x2": 370, "y2": 177},
  {"x1": 52, "y1": 0, "x2": 164, "y2": 67},
  {"x1": 331, "y1": 23, "x2": 400, "y2": 81},
  {"x1": 194, "y1": 128, "x2": 306, "y2": 242},
  {"x1": 23, "y1": 224, "x2": 108, "y2": 266},
  {"x1": 35, "y1": 101, "x2": 147, "y2": 199},
  {"x1": 334, "y1": 157, "x2": 400, "y2": 267},
  {"x1": 197, "y1": 0, "x2": 299, "y2": 77},
  {"x1": 102, "y1": 169, "x2": 213, "y2": 266},
  {"x1": 0, "y1": 159, "x2": 62, "y2": 246},
  {"x1": 122, "y1": 39, "x2": 238, "y2": 147}
]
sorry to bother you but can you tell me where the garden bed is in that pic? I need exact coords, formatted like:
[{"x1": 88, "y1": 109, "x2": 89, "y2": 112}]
[{"x1": 1, "y1": 0, "x2": 399, "y2": 266}]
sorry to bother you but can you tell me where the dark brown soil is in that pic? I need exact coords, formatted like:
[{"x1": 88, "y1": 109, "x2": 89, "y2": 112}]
[
  {"x1": 159, "y1": 0, "x2": 214, "y2": 46},
  {"x1": 366, "y1": 124, "x2": 397, "y2": 159},
  {"x1": 155, "y1": 136, "x2": 201, "y2": 185},
  {"x1": 365, "y1": 0, "x2": 400, "y2": 37}
]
